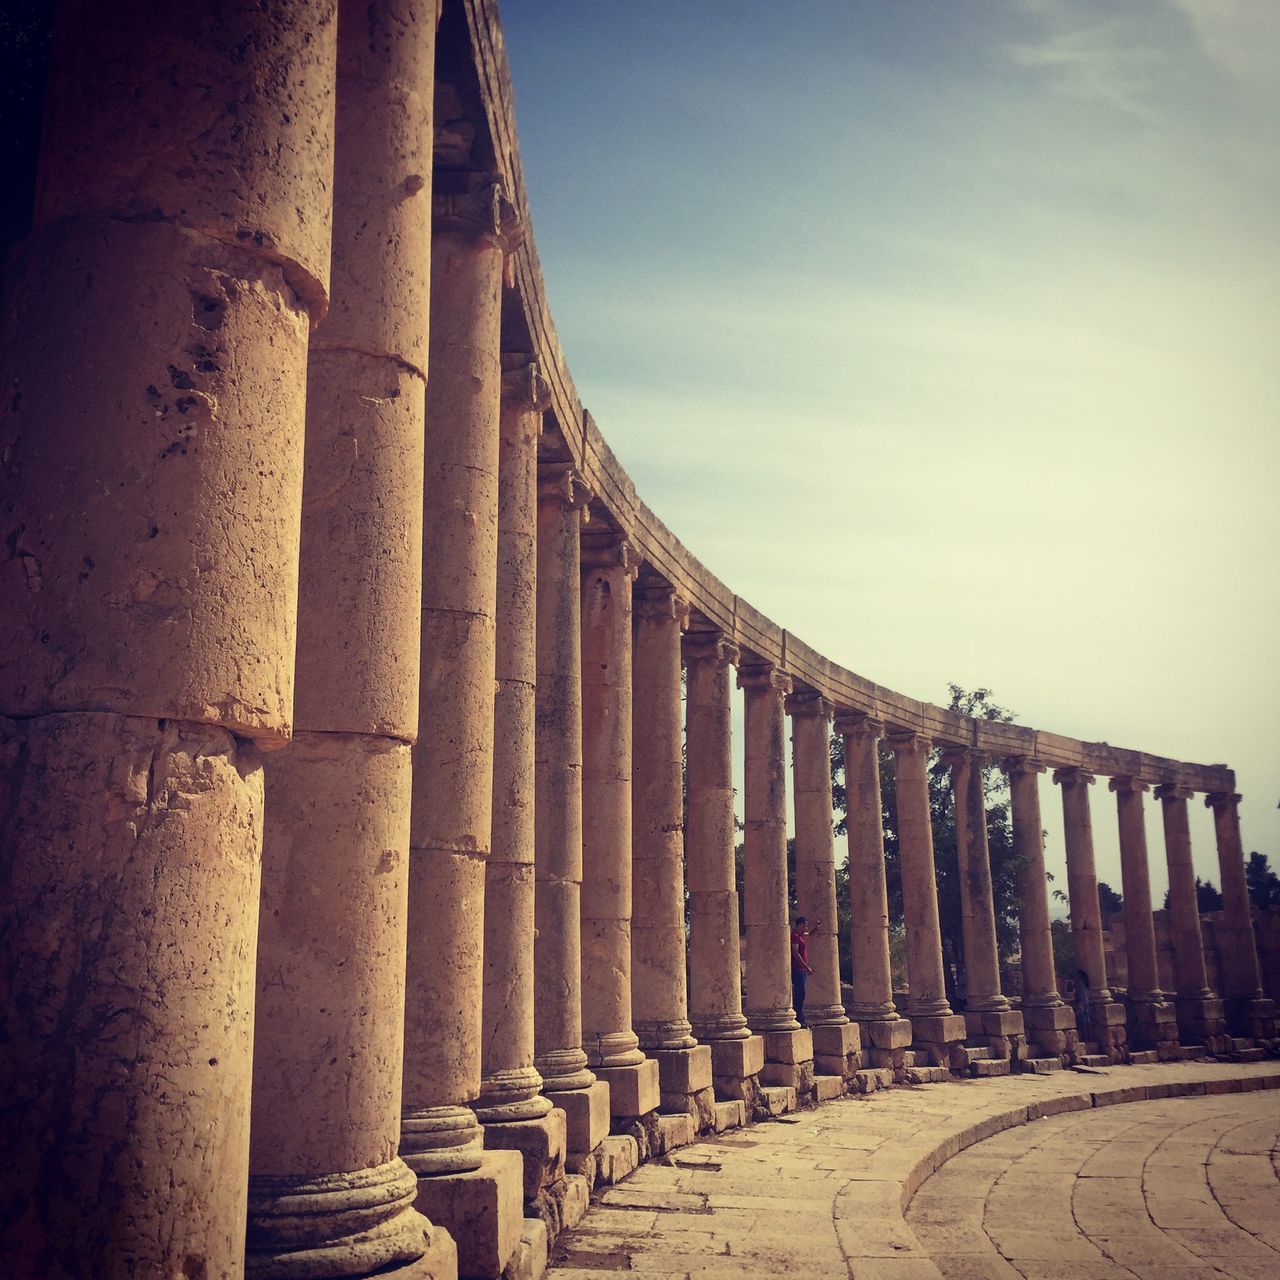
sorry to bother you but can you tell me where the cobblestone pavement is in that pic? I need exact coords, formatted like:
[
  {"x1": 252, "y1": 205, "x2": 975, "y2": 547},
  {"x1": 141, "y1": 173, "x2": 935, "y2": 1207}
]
[{"x1": 547, "y1": 1062, "x2": 1279, "y2": 1279}]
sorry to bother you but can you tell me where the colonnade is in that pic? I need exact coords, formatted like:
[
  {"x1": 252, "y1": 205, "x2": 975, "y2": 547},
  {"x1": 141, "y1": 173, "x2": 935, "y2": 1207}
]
[{"x1": 0, "y1": 4, "x2": 1272, "y2": 1280}]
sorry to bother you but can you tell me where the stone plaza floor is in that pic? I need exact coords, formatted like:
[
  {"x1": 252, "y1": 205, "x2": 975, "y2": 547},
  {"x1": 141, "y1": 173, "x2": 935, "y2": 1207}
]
[{"x1": 547, "y1": 1061, "x2": 1280, "y2": 1279}]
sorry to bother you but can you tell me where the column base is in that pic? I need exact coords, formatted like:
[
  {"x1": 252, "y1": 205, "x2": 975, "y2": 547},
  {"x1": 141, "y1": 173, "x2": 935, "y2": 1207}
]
[
  {"x1": 543, "y1": 1080, "x2": 611, "y2": 1157},
  {"x1": 1076, "y1": 999, "x2": 1128, "y2": 1061},
  {"x1": 811, "y1": 1021, "x2": 862, "y2": 1079},
  {"x1": 594, "y1": 1058, "x2": 660, "y2": 1120},
  {"x1": 859, "y1": 1016, "x2": 913, "y2": 1074},
  {"x1": 710, "y1": 1034, "x2": 766, "y2": 1106},
  {"x1": 1124, "y1": 994, "x2": 1181, "y2": 1057},
  {"x1": 412, "y1": 1149, "x2": 523, "y2": 1280},
  {"x1": 963, "y1": 1007, "x2": 1026, "y2": 1061},
  {"x1": 1223, "y1": 995, "x2": 1277, "y2": 1040},
  {"x1": 909, "y1": 1013, "x2": 968, "y2": 1071},
  {"x1": 760, "y1": 1029, "x2": 816, "y2": 1101},
  {"x1": 652, "y1": 1045, "x2": 716, "y2": 1131},
  {"x1": 480, "y1": 1108, "x2": 566, "y2": 1205},
  {"x1": 1022, "y1": 1003, "x2": 1078, "y2": 1060},
  {"x1": 1174, "y1": 994, "x2": 1230, "y2": 1052}
]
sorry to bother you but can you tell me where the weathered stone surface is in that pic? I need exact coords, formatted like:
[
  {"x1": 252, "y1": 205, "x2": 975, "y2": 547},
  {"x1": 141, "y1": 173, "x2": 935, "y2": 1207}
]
[
  {"x1": 594, "y1": 1060, "x2": 660, "y2": 1119},
  {"x1": 709, "y1": 1034, "x2": 766, "y2": 1079},
  {"x1": 545, "y1": 1081, "x2": 611, "y2": 1157},
  {"x1": 413, "y1": 1150, "x2": 523, "y2": 1280},
  {"x1": 483, "y1": 1110, "x2": 567, "y2": 1204}
]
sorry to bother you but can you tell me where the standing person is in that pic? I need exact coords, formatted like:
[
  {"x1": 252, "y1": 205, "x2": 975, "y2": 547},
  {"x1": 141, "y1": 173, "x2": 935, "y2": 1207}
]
[
  {"x1": 1074, "y1": 967, "x2": 1093, "y2": 1045},
  {"x1": 791, "y1": 915, "x2": 818, "y2": 1027}
]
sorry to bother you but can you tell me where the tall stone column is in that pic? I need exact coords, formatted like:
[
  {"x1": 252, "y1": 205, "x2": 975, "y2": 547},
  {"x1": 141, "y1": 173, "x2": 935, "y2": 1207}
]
[
  {"x1": 534, "y1": 465, "x2": 611, "y2": 1158},
  {"x1": 1053, "y1": 769, "x2": 1126, "y2": 1061},
  {"x1": 942, "y1": 749, "x2": 1023, "y2": 1061},
  {"x1": 633, "y1": 585, "x2": 714, "y2": 1123},
  {"x1": 789, "y1": 693, "x2": 860, "y2": 1084},
  {"x1": 579, "y1": 536, "x2": 660, "y2": 1123},
  {"x1": 246, "y1": 5, "x2": 447, "y2": 1276},
  {"x1": 476, "y1": 361, "x2": 566, "y2": 1209},
  {"x1": 1110, "y1": 776, "x2": 1178, "y2": 1056},
  {"x1": 889, "y1": 732, "x2": 965, "y2": 1068},
  {"x1": 685, "y1": 636, "x2": 766, "y2": 1100},
  {"x1": 0, "y1": 5, "x2": 335, "y2": 1276},
  {"x1": 401, "y1": 182, "x2": 524, "y2": 1277},
  {"x1": 1155, "y1": 784, "x2": 1228, "y2": 1050},
  {"x1": 836, "y1": 715, "x2": 913, "y2": 1070},
  {"x1": 739, "y1": 662, "x2": 814, "y2": 1095},
  {"x1": 1004, "y1": 757, "x2": 1076, "y2": 1059},
  {"x1": 1205, "y1": 792, "x2": 1276, "y2": 1037}
]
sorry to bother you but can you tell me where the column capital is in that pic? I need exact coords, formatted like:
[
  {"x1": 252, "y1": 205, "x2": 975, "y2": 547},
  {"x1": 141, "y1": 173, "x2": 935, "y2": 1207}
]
[
  {"x1": 833, "y1": 710, "x2": 883, "y2": 742},
  {"x1": 683, "y1": 632, "x2": 739, "y2": 669},
  {"x1": 1109, "y1": 774, "x2": 1150, "y2": 795},
  {"x1": 784, "y1": 690, "x2": 833, "y2": 721},
  {"x1": 634, "y1": 583, "x2": 690, "y2": 626},
  {"x1": 886, "y1": 728, "x2": 932, "y2": 757},
  {"x1": 1205, "y1": 790, "x2": 1241, "y2": 812},
  {"x1": 1052, "y1": 766, "x2": 1095, "y2": 788},
  {"x1": 500, "y1": 358, "x2": 551, "y2": 413},
  {"x1": 433, "y1": 180, "x2": 522, "y2": 252},
  {"x1": 1154, "y1": 782, "x2": 1194, "y2": 802},
  {"x1": 939, "y1": 744, "x2": 986, "y2": 770},
  {"x1": 580, "y1": 533, "x2": 637, "y2": 578},
  {"x1": 737, "y1": 662, "x2": 792, "y2": 697},
  {"x1": 537, "y1": 463, "x2": 593, "y2": 519},
  {"x1": 1001, "y1": 754, "x2": 1045, "y2": 778}
]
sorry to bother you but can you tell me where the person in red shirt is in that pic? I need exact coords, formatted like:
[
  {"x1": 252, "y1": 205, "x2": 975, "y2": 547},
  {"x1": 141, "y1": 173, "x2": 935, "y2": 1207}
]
[{"x1": 791, "y1": 915, "x2": 819, "y2": 1027}]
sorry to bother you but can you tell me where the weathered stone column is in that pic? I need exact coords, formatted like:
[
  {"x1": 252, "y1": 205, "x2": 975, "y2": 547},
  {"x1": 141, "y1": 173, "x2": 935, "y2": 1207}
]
[
  {"x1": 889, "y1": 731, "x2": 966, "y2": 1068},
  {"x1": 246, "y1": 6, "x2": 449, "y2": 1276},
  {"x1": 684, "y1": 634, "x2": 766, "y2": 1106},
  {"x1": 942, "y1": 749, "x2": 1024, "y2": 1062},
  {"x1": 401, "y1": 182, "x2": 524, "y2": 1276},
  {"x1": 1110, "y1": 776, "x2": 1178, "y2": 1056},
  {"x1": 0, "y1": 4, "x2": 335, "y2": 1276},
  {"x1": 1206, "y1": 792, "x2": 1276, "y2": 1037},
  {"x1": 1004, "y1": 757, "x2": 1076, "y2": 1060},
  {"x1": 579, "y1": 536, "x2": 660, "y2": 1124},
  {"x1": 789, "y1": 692, "x2": 860, "y2": 1086},
  {"x1": 535, "y1": 465, "x2": 611, "y2": 1158},
  {"x1": 476, "y1": 360, "x2": 566, "y2": 1209},
  {"x1": 1155, "y1": 783, "x2": 1228, "y2": 1051},
  {"x1": 836, "y1": 715, "x2": 914, "y2": 1072},
  {"x1": 739, "y1": 662, "x2": 814, "y2": 1096},
  {"x1": 632, "y1": 585, "x2": 714, "y2": 1125},
  {"x1": 1053, "y1": 768, "x2": 1127, "y2": 1061}
]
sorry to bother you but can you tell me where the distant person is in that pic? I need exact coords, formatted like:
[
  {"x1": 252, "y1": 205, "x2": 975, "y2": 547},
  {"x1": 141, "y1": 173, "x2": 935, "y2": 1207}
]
[
  {"x1": 791, "y1": 915, "x2": 818, "y2": 1027},
  {"x1": 1074, "y1": 967, "x2": 1092, "y2": 1043}
]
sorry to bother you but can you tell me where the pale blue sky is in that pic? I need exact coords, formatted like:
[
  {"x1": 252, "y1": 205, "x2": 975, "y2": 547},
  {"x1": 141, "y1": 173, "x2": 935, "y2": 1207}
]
[{"x1": 501, "y1": 0, "x2": 1280, "y2": 903}]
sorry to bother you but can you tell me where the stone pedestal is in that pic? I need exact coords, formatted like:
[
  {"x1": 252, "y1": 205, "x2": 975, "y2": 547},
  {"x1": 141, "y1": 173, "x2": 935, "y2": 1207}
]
[
  {"x1": 1080, "y1": 999, "x2": 1129, "y2": 1061},
  {"x1": 1223, "y1": 996, "x2": 1278, "y2": 1041},
  {"x1": 544, "y1": 1081, "x2": 612, "y2": 1158},
  {"x1": 964, "y1": 1008, "x2": 1026, "y2": 1061},
  {"x1": 652, "y1": 1046, "x2": 716, "y2": 1129},
  {"x1": 481, "y1": 1110, "x2": 566, "y2": 1205},
  {"x1": 710, "y1": 1036, "x2": 768, "y2": 1104},
  {"x1": 760, "y1": 1029, "x2": 816, "y2": 1094},
  {"x1": 1125, "y1": 993, "x2": 1181, "y2": 1056},
  {"x1": 812, "y1": 1022, "x2": 863, "y2": 1079},
  {"x1": 859, "y1": 1016, "x2": 915, "y2": 1073},
  {"x1": 910, "y1": 1014, "x2": 969, "y2": 1070},
  {"x1": 595, "y1": 1060, "x2": 661, "y2": 1120},
  {"x1": 413, "y1": 1150, "x2": 523, "y2": 1280},
  {"x1": 1023, "y1": 1003, "x2": 1080, "y2": 1060}
]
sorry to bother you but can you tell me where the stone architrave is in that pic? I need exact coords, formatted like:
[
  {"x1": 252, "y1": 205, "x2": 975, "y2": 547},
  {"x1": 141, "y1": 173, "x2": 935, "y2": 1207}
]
[
  {"x1": 1004, "y1": 756, "x2": 1076, "y2": 1059},
  {"x1": 942, "y1": 749, "x2": 1023, "y2": 1059},
  {"x1": 247, "y1": 5, "x2": 448, "y2": 1276},
  {"x1": 0, "y1": 5, "x2": 336, "y2": 1276},
  {"x1": 1109, "y1": 777, "x2": 1179, "y2": 1055},
  {"x1": 1155, "y1": 783, "x2": 1228, "y2": 1050},
  {"x1": 580, "y1": 535, "x2": 660, "y2": 1121},
  {"x1": 835, "y1": 714, "x2": 913, "y2": 1070},
  {"x1": 534, "y1": 464, "x2": 611, "y2": 1156},
  {"x1": 889, "y1": 731, "x2": 966, "y2": 1068},
  {"x1": 788, "y1": 692, "x2": 858, "y2": 1084},
  {"x1": 684, "y1": 635, "x2": 767, "y2": 1100},
  {"x1": 1205, "y1": 792, "x2": 1277, "y2": 1037},
  {"x1": 1053, "y1": 768, "x2": 1127, "y2": 1061}
]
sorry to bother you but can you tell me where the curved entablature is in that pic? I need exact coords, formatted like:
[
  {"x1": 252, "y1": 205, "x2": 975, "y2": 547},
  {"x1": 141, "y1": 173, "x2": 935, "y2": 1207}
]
[{"x1": 463, "y1": 0, "x2": 1232, "y2": 797}]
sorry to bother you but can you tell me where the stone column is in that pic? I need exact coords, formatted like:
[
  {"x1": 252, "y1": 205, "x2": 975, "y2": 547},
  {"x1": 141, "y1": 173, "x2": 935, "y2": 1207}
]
[
  {"x1": 476, "y1": 361, "x2": 566, "y2": 1209},
  {"x1": 889, "y1": 732, "x2": 966, "y2": 1068},
  {"x1": 401, "y1": 182, "x2": 524, "y2": 1276},
  {"x1": 836, "y1": 715, "x2": 914, "y2": 1072},
  {"x1": 942, "y1": 749, "x2": 1024, "y2": 1062},
  {"x1": 632, "y1": 585, "x2": 714, "y2": 1124},
  {"x1": 739, "y1": 662, "x2": 814, "y2": 1096},
  {"x1": 0, "y1": 5, "x2": 335, "y2": 1276},
  {"x1": 1053, "y1": 769, "x2": 1127, "y2": 1061},
  {"x1": 1155, "y1": 784, "x2": 1228, "y2": 1050},
  {"x1": 534, "y1": 465, "x2": 611, "y2": 1158},
  {"x1": 685, "y1": 635, "x2": 766, "y2": 1101},
  {"x1": 579, "y1": 535, "x2": 660, "y2": 1123},
  {"x1": 246, "y1": 5, "x2": 448, "y2": 1276},
  {"x1": 1206, "y1": 792, "x2": 1276, "y2": 1037},
  {"x1": 788, "y1": 693, "x2": 860, "y2": 1085},
  {"x1": 1110, "y1": 776, "x2": 1179, "y2": 1056},
  {"x1": 1004, "y1": 757, "x2": 1076, "y2": 1060}
]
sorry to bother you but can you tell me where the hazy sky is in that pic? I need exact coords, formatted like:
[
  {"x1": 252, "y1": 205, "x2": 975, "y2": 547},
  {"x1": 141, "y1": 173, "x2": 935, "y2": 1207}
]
[{"x1": 500, "y1": 0, "x2": 1280, "y2": 905}]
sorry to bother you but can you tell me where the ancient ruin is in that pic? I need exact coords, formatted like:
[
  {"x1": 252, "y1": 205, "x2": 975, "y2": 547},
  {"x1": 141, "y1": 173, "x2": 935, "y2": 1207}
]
[{"x1": 1, "y1": 3, "x2": 1275, "y2": 1279}]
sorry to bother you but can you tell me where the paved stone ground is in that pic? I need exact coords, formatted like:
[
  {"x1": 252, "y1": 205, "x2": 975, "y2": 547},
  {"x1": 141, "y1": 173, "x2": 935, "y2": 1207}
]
[{"x1": 547, "y1": 1062, "x2": 1280, "y2": 1279}]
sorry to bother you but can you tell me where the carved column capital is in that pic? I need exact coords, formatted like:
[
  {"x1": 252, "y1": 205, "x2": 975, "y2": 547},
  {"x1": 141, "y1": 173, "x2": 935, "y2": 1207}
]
[
  {"x1": 833, "y1": 711, "x2": 883, "y2": 743},
  {"x1": 1205, "y1": 791, "x2": 1242, "y2": 814},
  {"x1": 433, "y1": 180, "x2": 522, "y2": 252},
  {"x1": 939, "y1": 745, "x2": 987, "y2": 770},
  {"x1": 1154, "y1": 782, "x2": 1194, "y2": 803},
  {"x1": 737, "y1": 662, "x2": 792, "y2": 697},
  {"x1": 634, "y1": 583, "x2": 690, "y2": 626},
  {"x1": 580, "y1": 533, "x2": 637, "y2": 579},
  {"x1": 1001, "y1": 754, "x2": 1045, "y2": 779},
  {"x1": 683, "y1": 632, "x2": 739, "y2": 669},
  {"x1": 887, "y1": 728, "x2": 932, "y2": 758},
  {"x1": 1052, "y1": 766, "x2": 1095, "y2": 788},
  {"x1": 1109, "y1": 774, "x2": 1150, "y2": 796},
  {"x1": 784, "y1": 690, "x2": 833, "y2": 721},
  {"x1": 537, "y1": 463, "x2": 593, "y2": 522},
  {"x1": 500, "y1": 358, "x2": 551, "y2": 413}
]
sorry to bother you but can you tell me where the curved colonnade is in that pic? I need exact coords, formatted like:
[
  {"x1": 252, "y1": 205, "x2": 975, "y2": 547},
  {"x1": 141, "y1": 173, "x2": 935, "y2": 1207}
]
[{"x1": 0, "y1": 3, "x2": 1273, "y2": 1280}]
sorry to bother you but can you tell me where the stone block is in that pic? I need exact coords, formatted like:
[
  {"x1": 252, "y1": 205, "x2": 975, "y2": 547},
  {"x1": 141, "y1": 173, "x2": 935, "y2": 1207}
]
[
  {"x1": 865, "y1": 1046, "x2": 907, "y2": 1071},
  {"x1": 965, "y1": 1008, "x2": 1025, "y2": 1038},
  {"x1": 1094, "y1": 999, "x2": 1128, "y2": 1026},
  {"x1": 1224, "y1": 995, "x2": 1277, "y2": 1039},
  {"x1": 711, "y1": 1099, "x2": 746, "y2": 1132},
  {"x1": 481, "y1": 1110, "x2": 566, "y2": 1204},
  {"x1": 397, "y1": 1224, "x2": 458, "y2": 1279},
  {"x1": 709, "y1": 1034, "x2": 765, "y2": 1078},
  {"x1": 761, "y1": 1085, "x2": 796, "y2": 1115},
  {"x1": 909, "y1": 1013, "x2": 967, "y2": 1044},
  {"x1": 810, "y1": 1021, "x2": 861, "y2": 1057},
  {"x1": 763, "y1": 1027, "x2": 813, "y2": 1064},
  {"x1": 862, "y1": 1017, "x2": 913, "y2": 1050},
  {"x1": 543, "y1": 1081, "x2": 611, "y2": 1157},
  {"x1": 558, "y1": 1174, "x2": 590, "y2": 1231},
  {"x1": 655, "y1": 1113, "x2": 695, "y2": 1153},
  {"x1": 1022, "y1": 1003, "x2": 1077, "y2": 1031},
  {"x1": 814, "y1": 1074, "x2": 846, "y2": 1102},
  {"x1": 594, "y1": 1059, "x2": 660, "y2": 1119},
  {"x1": 502, "y1": 1218, "x2": 548, "y2": 1280},
  {"x1": 653, "y1": 1044, "x2": 712, "y2": 1095},
  {"x1": 596, "y1": 1135, "x2": 639, "y2": 1185},
  {"x1": 814, "y1": 1053, "x2": 849, "y2": 1077},
  {"x1": 760, "y1": 1060, "x2": 806, "y2": 1089},
  {"x1": 412, "y1": 1149, "x2": 523, "y2": 1280}
]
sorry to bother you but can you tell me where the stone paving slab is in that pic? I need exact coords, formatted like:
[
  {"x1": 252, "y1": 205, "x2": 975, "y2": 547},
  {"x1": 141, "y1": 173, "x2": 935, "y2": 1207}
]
[{"x1": 547, "y1": 1060, "x2": 1280, "y2": 1278}]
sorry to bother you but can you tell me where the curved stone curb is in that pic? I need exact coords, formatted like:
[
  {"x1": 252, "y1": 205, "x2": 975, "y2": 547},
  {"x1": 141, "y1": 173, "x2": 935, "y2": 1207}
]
[{"x1": 832, "y1": 1064, "x2": 1280, "y2": 1279}]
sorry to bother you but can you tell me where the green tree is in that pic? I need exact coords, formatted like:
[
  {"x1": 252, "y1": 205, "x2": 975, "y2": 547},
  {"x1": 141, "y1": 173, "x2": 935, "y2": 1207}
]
[
  {"x1": 1246, "y1": 851, "x2": 1280, "y2": 911},
  {"x1": 1162, "y1": 878, "x2": 1223, "y2": 913},
  {"x1": 1097, "y1": 880, "x2": 1123, "y2": 919}
]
